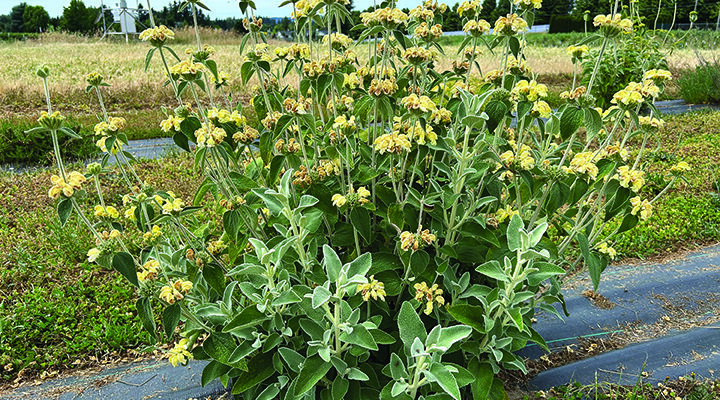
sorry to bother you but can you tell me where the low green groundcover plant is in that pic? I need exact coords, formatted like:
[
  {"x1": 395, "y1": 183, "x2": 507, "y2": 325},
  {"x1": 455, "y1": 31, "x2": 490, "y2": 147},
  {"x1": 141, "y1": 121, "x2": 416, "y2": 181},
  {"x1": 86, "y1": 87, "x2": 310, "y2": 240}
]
[
  {"x1": 35, "y1": 0, "x2": 689, "y2": 398},
  {"x1": 678, "y1": 61, "x2": 720, "y2": 104},
  {"x1": 0, "y1": 118, "x2": 96, "y2": 165}
]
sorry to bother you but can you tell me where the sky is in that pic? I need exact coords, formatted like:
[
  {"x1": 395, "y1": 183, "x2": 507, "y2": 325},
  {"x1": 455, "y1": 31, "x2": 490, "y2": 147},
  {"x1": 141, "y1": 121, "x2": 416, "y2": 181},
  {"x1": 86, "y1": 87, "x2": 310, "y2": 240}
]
[{"x1": 0, "y1": 0, "x2": 464, "y2": 19}]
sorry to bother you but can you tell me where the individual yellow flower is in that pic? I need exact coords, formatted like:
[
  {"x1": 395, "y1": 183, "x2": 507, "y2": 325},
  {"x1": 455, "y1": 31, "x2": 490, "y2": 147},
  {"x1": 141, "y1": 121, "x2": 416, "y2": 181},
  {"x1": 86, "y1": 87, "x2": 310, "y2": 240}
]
[
  {"x1": 494, "y1": 13, "x2": 528, "y2": 36},
  {"x1": 614, "y1": 166, "x2": 645, "y2": 192},
  {"x1": 593, "y1": 14, "x2": 633, "y2": 37},
  {"x1": 515, "y1": 0, "x2": 542, "y2": 10},
  {"x1": 512, "y1": 80, "x2": 548, "y2": 102},
  {"x1": 357, "y1": 275, "x2": 387, "y2": 302},
  {"x1": 495, "y1": 205, "x2": 519, "y2": 223},
  {"x1": 567, "y1": 45, "x2": 590, "y2": 61},
  {"x1": 630, "y1": 197, "x2": 652, "y2": 221},
  {"x1": 670, "y1": 161, "x2": 690, "y2": 172},
  {"x1": 139, "y1": 25, "x2": 174, "y2": 46},
  {"x1": 167, "y1": 339, "x2": 193, "y2": 367},
  {"x1": 160, "y1": 115, "x2": 182, "y2": 132},
  {"x1": 87, "y1": 248, "x2": 101, "y2": 262},
  {"x1": 638, "y1": 115, "x2": 664, "y2": 130},
  {"x1": 357, "y1": 186, "x2": 371, "y2": 199},
  {"x1": 48, "y1": 171, "x2": 86, "y2": 199},
  {"x1": 532, "y1": 101, "x2": 552, "y2": 118},
  {"x1": 374, "y1": 132, "x2": 411, "y2": 154},
  {"x1": 169, "y1": 59, "x2": 205, "y2": 80},
  {"x1": 332, "y1": 194, "x2": 347, "y2": 207},
  {"x1": 597, "y1": 242, "x2": 617, "y2": 260},
  {"x1": 564, "y1": 152, "x2": 599, "y2": 179},
  {"x1": 138, "y1": 260, "x2": 160, "y2": 282},
  {"x1": 399, "y1": 226, "x2": 436, "y2": 251},
  {"x1": 37, "y1": 111, "x2": 66, "y2": 130},
  {"x1": 143, "y1": 225, "x2": 163, "y2": 242},
  {"x1": 643, "y1": 69, "x2": 672, "y2": 82},
  {"x1": 462, "y1": 19, "x2": 491, "y2": 37},
  {"x1": 414, "y1": 282, "x2": 446, "y2": 315},
  {"x1": 160, "y1": 285, "x2": 183, "y2": 304},
  {"x1": 457, "y1": 0, "x2": 481, "y2": 18},
  {"x1": 124, "y1": 206, "x2": 137, "y2": 221}
]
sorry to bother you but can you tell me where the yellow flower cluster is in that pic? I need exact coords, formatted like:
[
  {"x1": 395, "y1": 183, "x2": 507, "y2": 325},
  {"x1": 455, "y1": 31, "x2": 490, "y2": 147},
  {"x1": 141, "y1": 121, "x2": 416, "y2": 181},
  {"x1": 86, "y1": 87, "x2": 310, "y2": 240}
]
[
  {"x1": 332, "y1": 186, "x2": 370, "y2": 207},
  {"x1": 368, "y1": 78, "x2": 398, "y2": 97},
  {"x1": 275, "y1": 138, "x2": 301, "y2": 154},
  {"x1": 414, "y1": 282, "x2": 445, "y2": 315},
  {"x1": 494, "y1": 14, "x2": 528, "y2": 35},
  {"x1": 155, "y1": 193, "x2": 184, "y2": 215},
  {"x1": 515, "y1": 0, "x2": 542, "y2": 9},
  {"x1": 593, "y1": 14, "x2": 633, "y2": 37},
  {"x1": 139, "y1": 25, "x2": 174, "y2": 45},
  {"x1": 414, "y1": 22, "x2": 443, "y2": 41},
  {"x1": 560, "y1": 86, "x2": 587, "y2": 101},
  {"x1": 638, "y1": 116, "x2": 664, "y2": 130},
  {"x1": 357, "y1": 275, "x2": 387, "y2": 302},
  {"x1": 86, "y1": 71, "x2": 104, "y2": 86},
  {"x1": 611, "y1": 81, "x2": 659, "y2": 107},
  {"x1": 566, "y1": 44, "x2": 590, "y2": 60},
  {"x1": 322, "y1": 32, "x2": 354, "y2": 51},
  {"x1": 37, "y1": 111, "x2": 65, "y2": 130},
  {"x1": 399, "y1": 227, "x2": 436, "y2": 252},
  {"x1": 430, "y1": 108, "x2": 452, "y2": 125},
  {"x1": 532, "y1": 101, "x2": 552, "y2": 118},
  {"x1": 208, "y1": 107, "x2": 245, "y2": 126},
  {"x1": 597, "y1": 242, "x2": 617, "y2": 259},
  {"x1": 233, "y1": 125, "x2": 259, "y2": 144},
  {"x1": 458, "y1": 0, "x2": 481, "y2": 17},
  {"x1": 283, "y1": 96, "x2": 313, "y2": 114},
  {"x1": 463, "y1": 19, "x2": 490, "y2": 37},
  {"x1": 48, "y1": 171, "x2": 86, "y2": 200},
  {"x1": 138, "y1": 259, "x2": 160, "y2": 282},
  {"x1": 160, "y1": 115, "x2": 183, "y2": 133},
  {"x1": 598, "y1": 141, "x2": 629, "y2": 161},
  {"x1": 168, "y1": 339, "x2": 193, "y2": 367},
  {"x1": 512, "y1": 80, "x2": 548, "y2": 102},
  {"x1": 500, "y1": 142, "x2": 535, "y2": 170},
  {"x1": 630, "y1": 196, "x2": 652, "y2": 221},
  {"x1": 400, "y1": 94, "x2": 437, "y2": 114},
  {"x1": 403, "y1": 47, "x2": 435, "y2": 65},
  {"x1": 495, "y1": 205, "x2": 519, "y2": 223},
  {"x1": 244, "y1": 43, "x2": 273, "y2": 63},
  {"x1": 194, "y1": 123, "x2": 226, "y2": 148},
  {"x1": 169, "y1": 59, "x2": 205, "y2": 80},
  {"x1": 409, "y1": 5, "x2": 434, "y2": 20},
  {"x1": 291, "y1": 0, "x2": 325, "y2": 18},
  {"x1": 94, "y1": 117, "x2": 126, "y2": 136},
  {"x1": 94, "y1": 205, "x2": 120, "y2": 219},
  {"x1": 87, "y1": 248, "x2": 101, "y2": 262},
  {"x1": 565, "y1": 152, "x2": 599, "y2": 179},
  {"x1": 670, "y1": 161, "x2": 691, "y2": 172},
  {"x1": 614, "y1": 166, "x2": 645, "y2": 192},
  {"x1": 643, "y1": 69, "x2": 672, "y2": 82},
  {"x1": 360, "y1": 7, "x2": 409, "y2": 28},
  {"x1": 332, "y1": 115, "x2": 357, "y2": 134},
  {"x1": 160, "y1": 279, "x2": 193, "y2": 304},
  {"x1": 143, "y1": 225, "x2": 162, "y2": 242}
]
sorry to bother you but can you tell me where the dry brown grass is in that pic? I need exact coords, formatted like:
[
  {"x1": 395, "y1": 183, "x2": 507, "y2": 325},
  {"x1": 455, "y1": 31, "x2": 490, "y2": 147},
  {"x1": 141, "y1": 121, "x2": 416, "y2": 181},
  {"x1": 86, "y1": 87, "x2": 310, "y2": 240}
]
[{"x1": 1, "y1": 34, "x2": 718, "y2": 118}]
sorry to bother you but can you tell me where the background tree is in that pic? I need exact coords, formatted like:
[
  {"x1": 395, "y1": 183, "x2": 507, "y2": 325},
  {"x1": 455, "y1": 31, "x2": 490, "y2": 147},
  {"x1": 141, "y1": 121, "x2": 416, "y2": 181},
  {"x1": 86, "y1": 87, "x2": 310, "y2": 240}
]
[
  {"x1": 9, "y1": 2, "x2": 26, "y2": 33},
  {"x1": 479, "y1": 0, "x2": 496, "y2": 21},
  {"x1": 536, "y1": 0, "x2": 572, "y2": 24},
  {"x1": 60, "y1": 0, "x2": 97, "y2": 33},
  {"x1": 23, "y1": 5, "x2": 49, "y2": 33}
]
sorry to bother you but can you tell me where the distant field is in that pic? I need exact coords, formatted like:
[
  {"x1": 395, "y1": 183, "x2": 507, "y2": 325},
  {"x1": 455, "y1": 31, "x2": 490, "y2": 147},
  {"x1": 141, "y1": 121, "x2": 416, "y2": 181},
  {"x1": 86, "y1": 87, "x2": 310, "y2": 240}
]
[{"x1": 0, "y1": 29, "x2": 718, "y2": 138}]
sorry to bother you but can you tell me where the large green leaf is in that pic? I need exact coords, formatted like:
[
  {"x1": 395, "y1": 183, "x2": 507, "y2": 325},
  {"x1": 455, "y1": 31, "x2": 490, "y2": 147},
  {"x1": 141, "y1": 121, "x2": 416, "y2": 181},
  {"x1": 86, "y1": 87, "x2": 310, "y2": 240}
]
[
  {"x1": 112, "y1": 252, "x2": 139, "y2": 287},
  {"x1": 231, "y1": 351, "x2": 274, "y2": 394},
  {"x1": 293, "y1": 354, "x2": 332, "y2": 396},
  {"x1": 398, "y1": 302, "x2": 426, "y2": 352},
  {"x1": 136, "y1": 297, "x2": 156, "y2": 339},
  {"x1": 162, "y1": 303, "x2": 181, "y2": 339}
]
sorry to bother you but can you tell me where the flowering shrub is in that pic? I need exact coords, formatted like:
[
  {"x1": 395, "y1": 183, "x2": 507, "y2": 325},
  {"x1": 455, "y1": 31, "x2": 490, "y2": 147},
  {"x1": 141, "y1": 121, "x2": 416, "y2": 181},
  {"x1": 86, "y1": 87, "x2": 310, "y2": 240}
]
[{"x1": 38, "y1": 0, "x2": 688, "y2": 398}]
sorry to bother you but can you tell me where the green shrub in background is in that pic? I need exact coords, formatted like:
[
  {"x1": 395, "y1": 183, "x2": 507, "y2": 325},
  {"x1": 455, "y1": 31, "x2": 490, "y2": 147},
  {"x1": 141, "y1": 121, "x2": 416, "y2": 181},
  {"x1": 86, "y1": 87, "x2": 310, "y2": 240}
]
[
  {"x1": 0, "y1": 119, "x2": 97, "y2": 165},
  {"x1": 678, "y1": 62, "x2": 720, "y2": 104}
]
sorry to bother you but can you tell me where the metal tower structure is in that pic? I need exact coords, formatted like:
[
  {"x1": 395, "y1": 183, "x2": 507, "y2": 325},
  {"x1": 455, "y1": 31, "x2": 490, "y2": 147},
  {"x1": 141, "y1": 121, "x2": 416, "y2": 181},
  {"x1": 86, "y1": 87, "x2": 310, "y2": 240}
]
[{"x1": 98, "y1": 0, "x2": 146, "y2": 43}]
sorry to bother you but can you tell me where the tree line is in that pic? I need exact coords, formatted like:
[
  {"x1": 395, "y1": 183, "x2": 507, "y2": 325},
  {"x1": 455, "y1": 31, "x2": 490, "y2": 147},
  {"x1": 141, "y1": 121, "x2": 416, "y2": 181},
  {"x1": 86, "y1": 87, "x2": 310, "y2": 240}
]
[{"x1": 1, "y1": 0, "x2": 717, "y2": 35}]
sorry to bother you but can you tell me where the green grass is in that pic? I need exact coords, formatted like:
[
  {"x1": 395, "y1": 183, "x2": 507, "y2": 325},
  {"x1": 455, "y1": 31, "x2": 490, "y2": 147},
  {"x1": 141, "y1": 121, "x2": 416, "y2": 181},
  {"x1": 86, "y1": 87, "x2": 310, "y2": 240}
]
[
  {"x1": 528, "y1": 374, "x2": 720, "y2": 399},
  {"x1": 610, "y1": 110, "x2": 720, "y2": 259},
  {"x1": 678, "y1": 62, "x2": 720, "y2": 104},
  {"x1": 0, "y1": 154, "x2": 203, "y2": 383}
]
